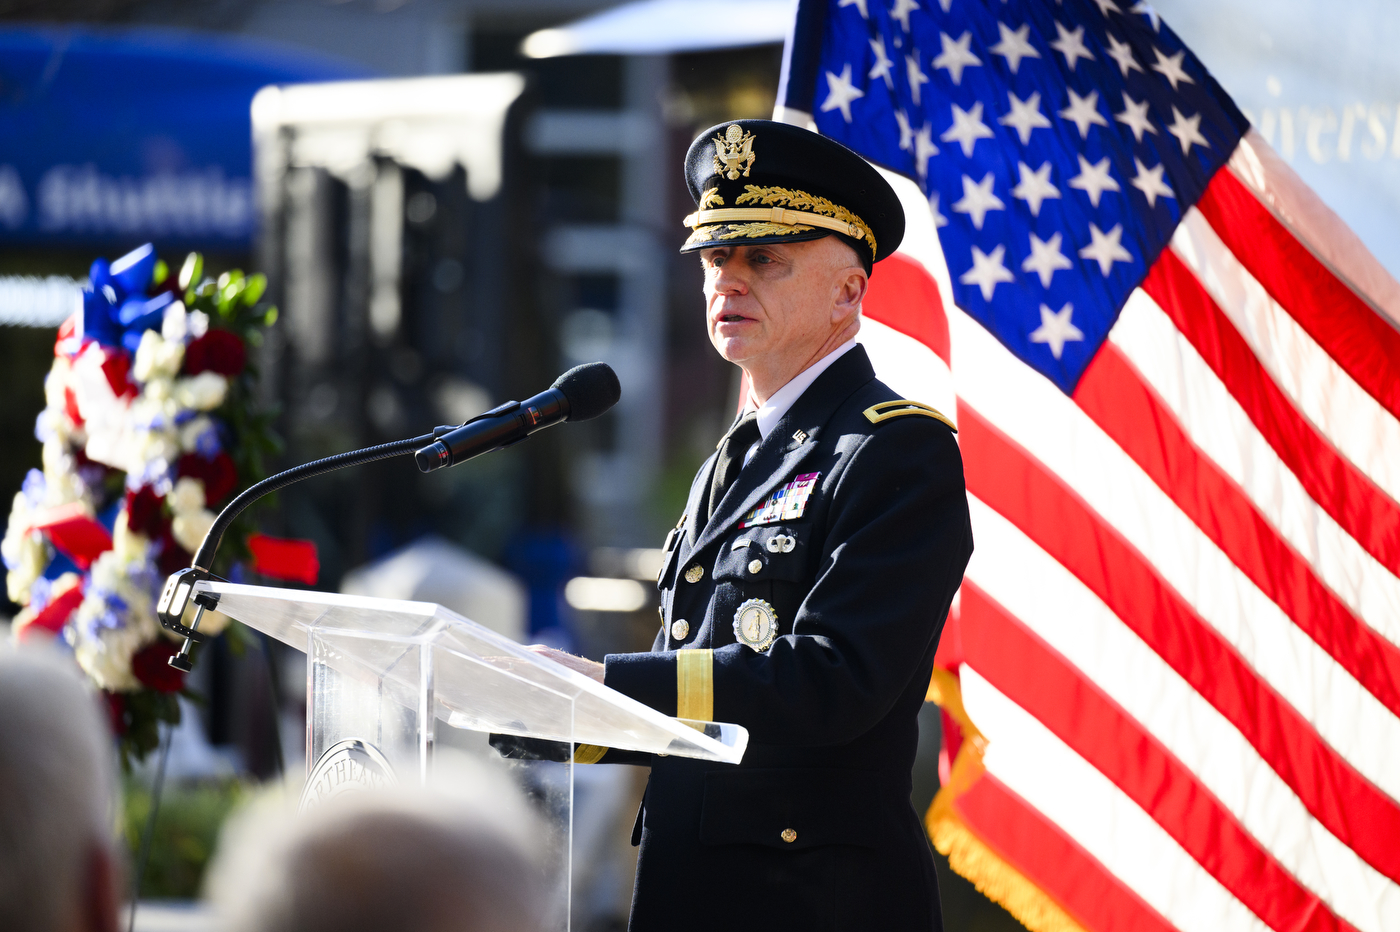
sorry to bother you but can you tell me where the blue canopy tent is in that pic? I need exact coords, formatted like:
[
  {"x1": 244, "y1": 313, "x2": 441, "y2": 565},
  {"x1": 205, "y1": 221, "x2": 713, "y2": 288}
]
[{"x1": 0, "y1": 27, "x2": 371, "y2": 249}]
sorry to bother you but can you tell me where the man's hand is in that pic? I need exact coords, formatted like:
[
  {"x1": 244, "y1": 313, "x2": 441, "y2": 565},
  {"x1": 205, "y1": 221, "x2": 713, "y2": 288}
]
[{"x1": 526, "y1": 645, "x2": 605, "y2": 683}]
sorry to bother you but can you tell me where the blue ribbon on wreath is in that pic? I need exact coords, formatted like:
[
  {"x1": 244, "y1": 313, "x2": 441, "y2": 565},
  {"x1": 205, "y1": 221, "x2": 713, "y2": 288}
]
[{"x1": 79, "y1": 243, "x2": 178, "y2": 354}]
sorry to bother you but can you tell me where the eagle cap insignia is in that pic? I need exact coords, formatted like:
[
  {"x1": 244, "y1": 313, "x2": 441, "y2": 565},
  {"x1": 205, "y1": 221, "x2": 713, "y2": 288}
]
[{"x1": 712, "y1": 124, "x2": 757, "y2": 181}]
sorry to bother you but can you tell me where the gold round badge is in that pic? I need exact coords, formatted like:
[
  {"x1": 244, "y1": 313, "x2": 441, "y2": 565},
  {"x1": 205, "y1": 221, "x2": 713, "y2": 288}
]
[
  {"x1": 732, "y1": 598, "x2": 778, "y2": 652},
  {"x1": 684, "y1": 565, "x2": 704, "y2": 584}
]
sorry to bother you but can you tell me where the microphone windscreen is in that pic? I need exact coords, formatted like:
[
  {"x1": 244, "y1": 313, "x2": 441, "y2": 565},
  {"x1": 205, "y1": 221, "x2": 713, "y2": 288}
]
[{"x1": 553, "y1": 362, "x2": 621, "y2": 421}]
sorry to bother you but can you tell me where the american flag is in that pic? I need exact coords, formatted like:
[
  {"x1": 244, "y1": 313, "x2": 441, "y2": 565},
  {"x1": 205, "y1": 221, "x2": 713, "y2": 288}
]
[{"x1": 777, "y1": 2, "x2": 1400, "y2": 932}]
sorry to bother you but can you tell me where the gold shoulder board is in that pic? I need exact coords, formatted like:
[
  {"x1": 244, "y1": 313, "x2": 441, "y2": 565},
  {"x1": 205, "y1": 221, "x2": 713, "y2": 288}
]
[{"x1": 863, "y1": 400, "x2": 957, "y2": 431}]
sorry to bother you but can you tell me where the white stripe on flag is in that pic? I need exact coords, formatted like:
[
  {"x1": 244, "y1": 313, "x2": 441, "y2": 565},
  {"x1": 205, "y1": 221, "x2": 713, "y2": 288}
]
[
  {"x1": 1170, "y1": 209, "x2": 1400, "y2": 503},
  {"x1": 1109, "y1": 290, "x2": 1400, "y2": 646},
  {"x1": 966, "y1": 496, "x2": 1400, "y2": 932},
  {"x1": 960, "y1": 666, "x2": 1270, "y2": 932},
  {"x1": 952, "y1": 307, "x2": 1400, "y2": 801}
]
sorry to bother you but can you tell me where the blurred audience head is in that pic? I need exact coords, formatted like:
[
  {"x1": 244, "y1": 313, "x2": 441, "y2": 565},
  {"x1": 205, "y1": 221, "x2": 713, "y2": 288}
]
[
  {"x1": 209, "y1": 755, "x2": 547, "y2": 932},
  {"x1": 0, "y1": 644, "x2": 120, "y2": 932}
]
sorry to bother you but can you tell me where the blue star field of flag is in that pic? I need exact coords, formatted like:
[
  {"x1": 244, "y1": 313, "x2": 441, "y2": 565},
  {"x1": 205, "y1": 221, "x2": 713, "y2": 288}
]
[{"x1": 778, "y1": 0, "x2": 1249, "y2": 392}]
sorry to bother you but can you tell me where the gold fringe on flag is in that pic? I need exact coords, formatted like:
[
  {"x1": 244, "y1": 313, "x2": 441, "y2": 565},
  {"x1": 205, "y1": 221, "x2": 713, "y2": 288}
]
[{"x1": 924, "y1": 668, "x2": 1090, "y2": 932}]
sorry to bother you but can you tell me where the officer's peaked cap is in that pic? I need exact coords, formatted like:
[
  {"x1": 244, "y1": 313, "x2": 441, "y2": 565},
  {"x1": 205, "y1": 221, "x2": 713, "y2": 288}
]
[{"x1": 681, "y1": 119, "x2": 905, "y2": 267}]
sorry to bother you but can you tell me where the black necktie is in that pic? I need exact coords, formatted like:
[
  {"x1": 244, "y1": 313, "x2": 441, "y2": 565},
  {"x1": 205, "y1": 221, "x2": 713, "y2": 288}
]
[{"x1": 708, "y1": 412, "x2": 761, "y2": 521}]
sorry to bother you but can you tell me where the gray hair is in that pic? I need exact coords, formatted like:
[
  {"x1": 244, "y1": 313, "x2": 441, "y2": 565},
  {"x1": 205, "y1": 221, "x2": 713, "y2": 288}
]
[
  {"x1": 0, "y1": 644, "x2": 117, "y2": 932},
  {"x1": 209, "y1": 756, "x2": 548, "y2": 932}
]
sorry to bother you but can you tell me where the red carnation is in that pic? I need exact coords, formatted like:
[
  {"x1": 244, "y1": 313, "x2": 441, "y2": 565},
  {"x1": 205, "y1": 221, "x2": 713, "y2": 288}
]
[
  {"x1": 132, "y1": 640, "x2": 186, "y2": 693},
  {"x1": 125, "y1": 486, "x2": 168, "y2": 539},
  {"x1": 177, "y1": 452, "x2": 238, "y2": 506},
  {"x1": 183, "y1": 329, "x2": 246, "y2": 377}
]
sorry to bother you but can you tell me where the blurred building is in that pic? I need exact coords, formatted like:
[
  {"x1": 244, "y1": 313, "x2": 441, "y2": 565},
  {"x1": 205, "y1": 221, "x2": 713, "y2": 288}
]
[
  {"x1": 0, "y1": 6, "x2": 780, "y2": 928},
  {"x1": 0, "y1": 0, "x2": 781, "y2": 598}
]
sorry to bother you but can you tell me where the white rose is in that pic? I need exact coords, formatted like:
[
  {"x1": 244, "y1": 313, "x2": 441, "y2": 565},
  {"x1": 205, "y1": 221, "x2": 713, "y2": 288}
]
[
  {"x1": 87, "y1": 549, "x2": 124, "y2": 593},
  {"x1": 161, "y1": 300, "x2": 188, "y2": 341},
  {"x1": 170, "y1": 477, "x2": 205, "y2": 516},
  {"x1": 111, "y1": 513, "x2": 151, "y2": 565},
  {"x1": 1, "y1": 496, "x2": 33, "y2": 598},
  {"x1": 6, "y1": 531, "x2": 49, "y2": 604},
  {"x1": 69, "y1": 551, "x2": 163, "y2": 690},
  {"x1": 5, "y1": 488, "x2": 31, "y2": 527},
  {"x1": 132, "y1": 331, "x2": 161, "y2": 382},
  {"x1": 174, "y1": 372, "x2": 228, "y2": 411},
  {"x1": 142, "y1": 377, "x2": 174, "y2": 404},
  {"x1": 48, "y1": 472, "x2": 91, "y2": 511},
  {"x1": 71, "y1": 611, "x2": 144, "y2": 691},
  {"x1": 172, "y1": 508, "x2": 216, "y2": 554},
  {"x1": 128, "y1": 394, "x2": 160, "y2": 425},
  {"x1": 35, "y1": 409, "x2": 72, "y2": 446},
  {"x1": 134, "y1": 429, "x2": 181, "y2": 470},
  {"x1": 179, "y1": 416, "x2": 215, "y2": 453},
  {"x1": 132, "y1": 330, "x2": 185, "y2": 383},
  {"x1": 43, "y1": 357, "x2": 72, "y2": 411},
  {"x1": 41, "y1": 438, "x2": 72, "y2": 483}
]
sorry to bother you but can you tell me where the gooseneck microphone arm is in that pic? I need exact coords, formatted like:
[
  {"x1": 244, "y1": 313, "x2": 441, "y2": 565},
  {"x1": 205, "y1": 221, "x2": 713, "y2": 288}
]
[
  {"x1": 194, "y1": 431, "x2": 445, "y2": 571},
  {"x1": 157, "y1": 426, "x2": 456, "y2": 672},
  {"x1": 157, "y1": 361, "x2": 621, "y2": 673}
]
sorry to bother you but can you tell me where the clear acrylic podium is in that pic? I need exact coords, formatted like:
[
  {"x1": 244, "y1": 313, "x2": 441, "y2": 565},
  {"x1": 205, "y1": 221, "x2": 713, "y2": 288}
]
[{"x1": 192, "y1": 580, "x2": 747, "y2": 930}]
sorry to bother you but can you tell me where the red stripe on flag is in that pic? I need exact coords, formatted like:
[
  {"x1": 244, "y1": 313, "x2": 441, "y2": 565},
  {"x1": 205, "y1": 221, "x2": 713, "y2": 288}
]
[
  {"x1": 1143, "y1": 250, "x2": 1400, "y2": 578},
  {"x1": 1075, "y1": 342, "x2": 1400, "y2": 719},
  {"x1": 958, "y1": 401, "x2": 1400, "y2": 884},
  {"x1": 953, "y1": 772, "x2": 1177, "y2": 932},
  {"x1": 962, "y1": 581, "x2": 1355, "y2": 932},
  {"x1": 1198, "y1": 170, "x2": 1400, "y2": 422},
  {"x1": 861, "y1": 252, "x2": 950, "y2": 365}
]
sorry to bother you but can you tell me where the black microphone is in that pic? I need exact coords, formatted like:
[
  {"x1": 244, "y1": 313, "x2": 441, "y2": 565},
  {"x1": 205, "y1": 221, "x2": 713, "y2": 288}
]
[{"x1": 415, "y1": 362, "x2": 620, "y2": 473}]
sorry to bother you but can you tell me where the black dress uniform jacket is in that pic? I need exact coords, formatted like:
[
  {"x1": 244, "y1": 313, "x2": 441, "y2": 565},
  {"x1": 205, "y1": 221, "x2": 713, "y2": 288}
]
[{"x1": 600, "y1": 346, "x2": 973, "y2": 932}]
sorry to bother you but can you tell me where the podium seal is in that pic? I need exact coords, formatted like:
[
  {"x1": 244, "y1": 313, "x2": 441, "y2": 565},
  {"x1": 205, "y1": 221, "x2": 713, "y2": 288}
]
[
  {"x1": 300, "y1": 738, "x2": 397, "y2": 812},
  {"x1": 733, "y1": 598, "x2": 778, "y2": 652}
]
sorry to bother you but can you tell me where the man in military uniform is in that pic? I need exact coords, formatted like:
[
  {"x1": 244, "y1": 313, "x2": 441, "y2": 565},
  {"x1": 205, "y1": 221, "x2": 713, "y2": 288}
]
[{"x1": 520, "y1": 119, "x2": 972, "y2": 931}]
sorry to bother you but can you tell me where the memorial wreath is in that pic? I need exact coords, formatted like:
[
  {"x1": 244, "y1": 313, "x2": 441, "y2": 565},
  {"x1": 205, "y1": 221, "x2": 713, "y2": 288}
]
[{"x1": 2, "y1": 243, "x2": 287, "y2": 765}]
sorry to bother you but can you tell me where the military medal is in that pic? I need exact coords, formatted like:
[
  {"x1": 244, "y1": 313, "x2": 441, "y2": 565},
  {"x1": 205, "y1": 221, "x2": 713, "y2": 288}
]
[
  {"x1": 733, "y1": 598, "x2": 778, "y2": 652},
  {"x1": 739, "y1": 473, "x2": 820, "y2": 528}
]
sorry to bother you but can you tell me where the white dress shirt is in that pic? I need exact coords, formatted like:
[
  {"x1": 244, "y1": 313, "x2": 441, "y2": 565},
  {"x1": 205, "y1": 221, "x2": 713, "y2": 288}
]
[{"x1": 741, "y1": 339, "x2": 858, "y2": 467}]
